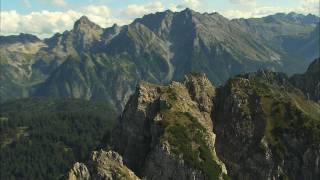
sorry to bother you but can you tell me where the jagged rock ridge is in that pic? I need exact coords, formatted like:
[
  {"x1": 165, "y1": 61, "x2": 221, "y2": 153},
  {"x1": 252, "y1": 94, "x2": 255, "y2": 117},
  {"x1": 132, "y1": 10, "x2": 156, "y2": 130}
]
[
  {"x1": 111, "y1": 73, "x2": 228, "y2": 179},
  {"x1": 69, "y1": 67, "x2": 320, "y2": 179}
]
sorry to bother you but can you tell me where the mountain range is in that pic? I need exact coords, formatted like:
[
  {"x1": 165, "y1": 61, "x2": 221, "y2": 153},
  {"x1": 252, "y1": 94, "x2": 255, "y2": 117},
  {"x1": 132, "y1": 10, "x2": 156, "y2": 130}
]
[{"x1": 0, "y1": 9, "x2": 319, "y2": 110}]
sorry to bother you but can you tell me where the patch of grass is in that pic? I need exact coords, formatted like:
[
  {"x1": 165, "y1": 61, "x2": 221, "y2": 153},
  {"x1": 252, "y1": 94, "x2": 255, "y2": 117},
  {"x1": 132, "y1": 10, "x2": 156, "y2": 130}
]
[{"x1": 159, "y1": 111, "x2": 226, "y2": 180}]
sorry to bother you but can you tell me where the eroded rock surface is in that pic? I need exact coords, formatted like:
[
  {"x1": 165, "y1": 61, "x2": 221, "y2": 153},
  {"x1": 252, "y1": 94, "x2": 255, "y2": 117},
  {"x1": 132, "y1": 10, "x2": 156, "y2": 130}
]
[
  {"x1": 111, "y1": 73, "x2": 228, "y2": 179},
  {"x1": 67, "y1": 150, "x2": 139, "y2": 180}
]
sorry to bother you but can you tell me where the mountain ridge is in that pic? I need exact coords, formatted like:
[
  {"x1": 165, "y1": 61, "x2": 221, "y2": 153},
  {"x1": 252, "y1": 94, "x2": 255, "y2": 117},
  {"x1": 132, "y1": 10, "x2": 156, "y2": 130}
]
[{"x1": 1, "y1": 9, "x2": 319, "y2": 110}]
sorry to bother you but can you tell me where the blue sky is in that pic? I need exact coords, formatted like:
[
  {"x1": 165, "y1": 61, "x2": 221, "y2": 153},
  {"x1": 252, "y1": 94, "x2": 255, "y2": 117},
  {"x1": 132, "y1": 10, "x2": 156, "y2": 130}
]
[{"x1": 1, "y1": 0, "x2": 319, "y2": 37}]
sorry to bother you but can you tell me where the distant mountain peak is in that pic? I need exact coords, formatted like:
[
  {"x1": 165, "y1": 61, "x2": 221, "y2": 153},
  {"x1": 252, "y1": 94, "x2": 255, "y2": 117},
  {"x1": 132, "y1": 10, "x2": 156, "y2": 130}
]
[
  {"x1": 73, "y1": 16, "x2": 101, "y2": 31},
  {"x1": 269, "y1": 12, "x2": 319, "y2": 24},
  {"x1": 0, "y1": 33, "x2": 41, "y2": 44},
  {"x1": 180, "y1": 7, "x2": 197, "y2": 15},
  {"x1": 76, "y1": 16, "x2": 91, "y2": 23}
]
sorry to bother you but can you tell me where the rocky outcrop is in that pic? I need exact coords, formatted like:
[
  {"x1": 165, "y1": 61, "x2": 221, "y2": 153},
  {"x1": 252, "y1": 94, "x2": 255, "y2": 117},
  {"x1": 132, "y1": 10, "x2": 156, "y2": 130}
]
[
  {"x1": 67, "y1": 150, "x2": 139, "y2": 180},
  {"x1": 68, "y1": 163, "x2": 90, "y2": 180},
  {"x1": 111, "y1": 73, "x2": 228, "y2": 179},
  {"x1": 213, "y1": 70, "x2": 320, "y2": 179},
  {"x1": 290, "y1": 58, "x2": 320, "y2": 103}
]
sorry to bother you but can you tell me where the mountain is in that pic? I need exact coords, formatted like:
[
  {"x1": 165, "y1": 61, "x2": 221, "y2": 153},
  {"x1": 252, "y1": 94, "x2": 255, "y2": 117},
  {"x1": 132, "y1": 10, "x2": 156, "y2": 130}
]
[
  {"x1": 0, "y1": 9, "x2": 319, "y2": 110},
  {"x1": 0, "y1": 98, "x2": 117, "y2": 179},
  {"x1": 77, "y1": 74, "x2": 229, "y2": 179},
  {"x1": 290, "y1": 58, "x2": 320, "y2": 102},
  {"x1": 69, "y1": 67, "x2": 320, "y2": 179},
  {"x1": 213, "y1": 70, "x2": 320, "y2": 179}
]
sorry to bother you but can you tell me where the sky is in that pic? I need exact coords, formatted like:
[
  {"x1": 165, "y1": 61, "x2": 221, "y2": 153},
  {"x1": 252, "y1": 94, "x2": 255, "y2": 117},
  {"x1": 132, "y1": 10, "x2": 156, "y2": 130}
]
[{"x1": 1, "y1": 0, "x2": 319, "y2": 38}]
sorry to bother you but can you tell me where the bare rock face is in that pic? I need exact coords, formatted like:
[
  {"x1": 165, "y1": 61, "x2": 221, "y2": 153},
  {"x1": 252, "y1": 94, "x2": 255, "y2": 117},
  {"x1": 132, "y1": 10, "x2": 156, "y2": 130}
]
[
  {"x1": 290, "y1": 58, "x2": 320, "y2": 103},
  {"x1": 111, "y1": 73, "x2": 228, "y2": 180},
  {"x1": 67, "y1": 150, "x2": 139, "y2": 180},
  {"x1": 68, "y1": 163, "x2": 90, "y2": 180},
  {"x1": 184, "y1": 73, "x2": 215, "y2": 113},
  {"x1": 213, "y1": 71, "x2": 320, "y2": 179}
]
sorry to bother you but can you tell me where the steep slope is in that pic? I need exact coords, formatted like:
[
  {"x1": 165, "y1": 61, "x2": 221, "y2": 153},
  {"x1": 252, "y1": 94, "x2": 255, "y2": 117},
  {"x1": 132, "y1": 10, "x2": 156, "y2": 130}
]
[
  {"x1": 0, "y1": 33, "x2": 47, "y2": 102},
  {"x1": 111, "y1": 74, "x2": 228, "y2": 179},
  {"x1": 290, "y1": 58, "x2": 320, "y2": 103},
  {"x1": 34, "y1": 53, "x2": 138, "y2": 110},
  {"x1": 213, "y1": 70, "x2": 320, "y2": 179},
  {"x1": 135, "y1": 9, "x2": 283, "y2": 83}
]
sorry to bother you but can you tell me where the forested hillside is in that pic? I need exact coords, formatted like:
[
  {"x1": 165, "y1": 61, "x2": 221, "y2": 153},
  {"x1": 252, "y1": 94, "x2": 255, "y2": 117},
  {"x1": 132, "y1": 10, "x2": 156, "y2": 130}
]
[{"x1": 0, "y1": 98, "x2": 117, "y2": 179}]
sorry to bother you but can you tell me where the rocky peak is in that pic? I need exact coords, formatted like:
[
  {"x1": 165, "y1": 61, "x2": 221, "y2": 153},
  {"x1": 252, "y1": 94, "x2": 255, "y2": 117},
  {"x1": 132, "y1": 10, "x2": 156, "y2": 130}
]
[
  {"x1": 73, "y1": 16, "x2": 100, "y2": 31},
  {"x1": 110, "y1": 24, "x2": 120, "y2": 32},
  {"x1": 181, "y1": 8, "x2": 196, "y2": 16},
  {"x1": 111, "y1": 74, "x2": 227, "y2": 179},
  {"x1": 71, "y1": 16, "x2": 103, "y2": 50},
  {"x1": 132, "y1": 9, "x2": 174, "y2": 37},
  {"x1": 184, "y1": 73, "x2": 215, "y2": 113},
  {"x1": 73, "y1": 16, "x2": 102, "y2": 37},
  {"x1": 67, "y1": 150, "x2": 140, "y2": 180}
]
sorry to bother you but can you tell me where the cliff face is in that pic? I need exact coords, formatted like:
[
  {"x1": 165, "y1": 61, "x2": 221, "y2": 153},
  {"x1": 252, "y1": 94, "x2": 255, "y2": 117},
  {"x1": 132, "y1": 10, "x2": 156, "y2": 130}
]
[
  {"x1": 290, "y1": 58, "x2": 320, "y2": 103},
  {"x1": 111, "y1": 74, "x2": 227, "y2": 179},
  {"x1": 213, "y1": 70, "x2": 320, "y2": 179}
]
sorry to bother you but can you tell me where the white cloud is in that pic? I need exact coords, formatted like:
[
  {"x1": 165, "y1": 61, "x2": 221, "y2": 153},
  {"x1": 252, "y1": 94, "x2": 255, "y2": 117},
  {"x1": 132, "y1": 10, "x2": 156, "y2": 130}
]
[
  {"x1": 122, "y1": 1, "x2": 165, "y2": 17},
  {"x1": 83, "y1": 5, "x2": 110, "y2": 17},
  {"x1": 223, "y1": 0, "x2": 320, "y2": 19},
  {"x1": 173, "y1": 0, "x2": 203, "y2": 11},
  {"x1": 1, "y1": 1, "x2": 318, "y2": 38},
  {"x1": 52, "y1": 0, "x2": 68, "y2": 7},
  {"x1": 184, "y1": 0, "x2": 201, "y2": 9},
  {"x1": 299, "y1": 0, "x2": 320, "y2": 15},
  {"x1": 0, "y1": 5, "x2": 127, "y2": 38}
]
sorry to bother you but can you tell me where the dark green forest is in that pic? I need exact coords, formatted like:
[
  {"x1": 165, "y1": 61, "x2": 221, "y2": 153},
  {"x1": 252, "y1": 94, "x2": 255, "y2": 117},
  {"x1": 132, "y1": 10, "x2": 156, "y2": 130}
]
[{"x1": 0, "y1": 97, "x2": 117, "y2": 180}]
